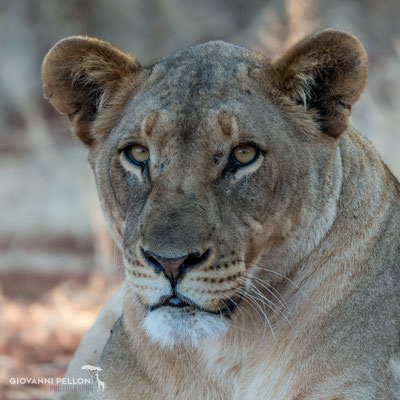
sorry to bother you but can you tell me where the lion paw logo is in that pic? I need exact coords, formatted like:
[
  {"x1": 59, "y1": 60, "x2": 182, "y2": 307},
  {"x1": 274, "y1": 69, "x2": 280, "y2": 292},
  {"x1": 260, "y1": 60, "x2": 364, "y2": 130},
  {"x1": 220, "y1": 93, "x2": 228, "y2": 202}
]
[{"x1": 81, "y1": 365, "x2": 106, "y2": 392}]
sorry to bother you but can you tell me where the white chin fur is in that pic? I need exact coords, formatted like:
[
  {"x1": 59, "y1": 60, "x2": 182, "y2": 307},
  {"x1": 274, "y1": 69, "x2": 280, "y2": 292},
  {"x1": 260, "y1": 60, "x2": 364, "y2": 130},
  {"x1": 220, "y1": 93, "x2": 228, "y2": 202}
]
[{"x1": 142, "y1": 307, "x2": 229, "y2": 348}]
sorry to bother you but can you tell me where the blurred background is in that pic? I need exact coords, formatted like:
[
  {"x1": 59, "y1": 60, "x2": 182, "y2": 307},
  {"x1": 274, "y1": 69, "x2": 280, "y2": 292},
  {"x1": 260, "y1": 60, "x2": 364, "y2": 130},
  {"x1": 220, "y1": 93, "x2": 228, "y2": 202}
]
[{"x1": 1, "y1": 0, "x2": 399, "y2": 398}]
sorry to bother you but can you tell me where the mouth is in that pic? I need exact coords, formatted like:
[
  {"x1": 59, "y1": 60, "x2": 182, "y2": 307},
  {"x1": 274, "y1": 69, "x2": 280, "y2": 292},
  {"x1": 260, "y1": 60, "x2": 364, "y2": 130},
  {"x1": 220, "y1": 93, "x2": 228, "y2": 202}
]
[
  {"x1": 149, "y1": 295, "x2": 197, "y2": 312},
  {"x1": 148, "y1": 295, "x2": 241, "y2": 318}
]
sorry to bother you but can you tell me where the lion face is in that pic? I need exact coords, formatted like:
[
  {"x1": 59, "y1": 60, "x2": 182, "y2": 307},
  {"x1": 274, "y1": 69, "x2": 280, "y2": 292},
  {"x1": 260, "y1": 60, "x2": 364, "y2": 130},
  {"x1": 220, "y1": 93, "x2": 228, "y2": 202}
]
[
  {"x1": 96, "y1": 49, "x2": 279, "y2": 346},
  {"x1": 42, "y1": 32, "x2": 367, "y2": 347}
]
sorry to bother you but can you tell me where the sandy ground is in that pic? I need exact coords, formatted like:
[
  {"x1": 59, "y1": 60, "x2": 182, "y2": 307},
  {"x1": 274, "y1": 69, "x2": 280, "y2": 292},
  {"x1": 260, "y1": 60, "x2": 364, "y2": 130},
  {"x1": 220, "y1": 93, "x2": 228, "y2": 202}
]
[{"x1": 0, "y1": 273, "x2": 119, "y2": 399}]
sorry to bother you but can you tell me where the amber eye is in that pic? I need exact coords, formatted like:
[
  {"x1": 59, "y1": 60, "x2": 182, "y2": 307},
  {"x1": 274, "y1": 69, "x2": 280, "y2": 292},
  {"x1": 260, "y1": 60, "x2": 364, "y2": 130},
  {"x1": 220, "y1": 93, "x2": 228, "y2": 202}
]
[
  {"x1": 124, "y1": 145, "x2": 150, "y2": 166},
  {"x1": 231, "y1": 144, "x2": 258, "y2": 165}
]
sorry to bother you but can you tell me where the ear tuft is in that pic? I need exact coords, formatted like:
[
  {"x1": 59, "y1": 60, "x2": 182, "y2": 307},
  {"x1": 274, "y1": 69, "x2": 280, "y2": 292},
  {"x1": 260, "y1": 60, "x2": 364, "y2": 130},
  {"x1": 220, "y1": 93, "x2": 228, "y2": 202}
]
[
  {"x1": 271, "y1": 29, "x2": 368, "y2": 137},
  {"x1": 42, "y1": 36, "x2": 141, "y2": 145}
]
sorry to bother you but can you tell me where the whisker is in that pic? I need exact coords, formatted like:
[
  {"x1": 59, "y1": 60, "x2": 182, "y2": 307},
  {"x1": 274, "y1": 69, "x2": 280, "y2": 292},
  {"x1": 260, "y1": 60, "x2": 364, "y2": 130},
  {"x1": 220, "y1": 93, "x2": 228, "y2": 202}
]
[
  {"x1": 217, "y1": 304, "x2": 224, "y2": 319},
  {"x1": 238, "y1": 288, "x2": 277, "y2": 342},
  {"x1": 219, "y1": 299, "x2": 233, "y2": 319},
  {"x1": 239, "y1": 279, "x2": 283, "y2": 321},
  {"x1": 232, "y1": 293, "x2": 270, "y2": 341},
  {"x1": 243, "y1": 271, "x2": 288, "y2": 311},
  {"x1": 218, "y1": 284, "x2": 259, "y2": 329},
  {"x1": 219, "y1": 297, "x2": 254, "y2": 335},
  {"x1": 250, "y1": 266, "x2": 328, "y2": 314},
  {"x1": 246, "y1": 271, "x2": 288, "y2": 308},
  {"x1": 245, "y1": 282, "x2": 298, "y2": 338}
]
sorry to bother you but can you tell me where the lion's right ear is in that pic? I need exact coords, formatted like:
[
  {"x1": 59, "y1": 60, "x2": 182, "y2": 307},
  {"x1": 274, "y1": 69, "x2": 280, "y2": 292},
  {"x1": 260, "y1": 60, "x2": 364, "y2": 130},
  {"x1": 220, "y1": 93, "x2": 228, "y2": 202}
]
[
  {"x1": 270, "y1": 30, "x2": 368, "y2": 138},
  {"x1": 42, "y1": 36, "x2": 141, "y2": 146}
]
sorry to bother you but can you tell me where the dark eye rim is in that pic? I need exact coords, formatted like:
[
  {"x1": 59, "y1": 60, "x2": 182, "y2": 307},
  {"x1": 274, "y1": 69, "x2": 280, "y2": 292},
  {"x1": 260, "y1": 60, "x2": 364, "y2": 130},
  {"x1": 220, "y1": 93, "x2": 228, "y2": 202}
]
[
  {"x1": 230, "y1": 143, "x2": 261, "y2": 167},
  {"x1": 122, "y1": 145, "x2": 150, "y2": 167}
]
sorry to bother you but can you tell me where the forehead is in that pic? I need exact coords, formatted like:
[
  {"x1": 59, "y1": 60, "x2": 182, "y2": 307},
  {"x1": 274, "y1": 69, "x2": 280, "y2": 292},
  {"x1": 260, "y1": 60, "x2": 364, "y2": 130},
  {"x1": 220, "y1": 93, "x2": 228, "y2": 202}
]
[
  {"x1": 148, "y1": 41, "x2": 268, "y2": 105},
  {"x1": 113, "y1": 41, "x2": 278, "y2": 145}
]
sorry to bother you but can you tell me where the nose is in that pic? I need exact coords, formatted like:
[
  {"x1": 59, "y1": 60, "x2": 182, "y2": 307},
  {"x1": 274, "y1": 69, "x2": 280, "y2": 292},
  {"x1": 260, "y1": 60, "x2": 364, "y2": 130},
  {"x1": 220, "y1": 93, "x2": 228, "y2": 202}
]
[{"x1": 142, "y1": 249, "x2": 211, "y2": 285}]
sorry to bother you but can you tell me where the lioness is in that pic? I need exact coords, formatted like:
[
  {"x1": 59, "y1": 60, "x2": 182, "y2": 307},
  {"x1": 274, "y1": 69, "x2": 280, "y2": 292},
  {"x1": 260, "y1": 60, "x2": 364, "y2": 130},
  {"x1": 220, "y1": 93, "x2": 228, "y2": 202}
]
[{"x1": 42, "y1": 30, "x2": 400, "y2": 399}]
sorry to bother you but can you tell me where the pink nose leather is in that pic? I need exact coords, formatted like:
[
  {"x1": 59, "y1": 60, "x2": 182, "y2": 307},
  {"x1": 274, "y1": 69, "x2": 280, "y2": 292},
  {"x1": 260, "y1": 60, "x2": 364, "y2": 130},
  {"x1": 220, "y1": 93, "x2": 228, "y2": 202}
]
[{"x1": 152, "y1": 255, "x2": 187, "y2": 282}]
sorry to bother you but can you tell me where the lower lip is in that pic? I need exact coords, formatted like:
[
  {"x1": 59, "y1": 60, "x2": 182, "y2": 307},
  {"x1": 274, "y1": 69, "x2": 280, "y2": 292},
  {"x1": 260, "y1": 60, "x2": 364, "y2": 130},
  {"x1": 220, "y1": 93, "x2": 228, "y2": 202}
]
[
  {"x1": 149, "y1": 302, "x2": 193, "y2": 312},
  {"x1": 162, "y1": 302, "x2": 191, "y2": 309}
]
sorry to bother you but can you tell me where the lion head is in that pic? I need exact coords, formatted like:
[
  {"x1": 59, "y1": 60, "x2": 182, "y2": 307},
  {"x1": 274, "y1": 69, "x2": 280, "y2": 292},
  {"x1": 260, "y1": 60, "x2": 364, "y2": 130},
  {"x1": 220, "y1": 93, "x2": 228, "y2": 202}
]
[{"x1": 42, "y1": 30, "x2": 367, "y2": 348}]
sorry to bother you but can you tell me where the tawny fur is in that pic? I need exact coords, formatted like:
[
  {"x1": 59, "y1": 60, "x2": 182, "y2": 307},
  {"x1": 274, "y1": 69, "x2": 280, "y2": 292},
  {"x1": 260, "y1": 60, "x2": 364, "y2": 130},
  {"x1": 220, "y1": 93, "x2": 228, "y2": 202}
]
[{"x1": 42, "y1": 30, "x2": 400, "y2": 399}]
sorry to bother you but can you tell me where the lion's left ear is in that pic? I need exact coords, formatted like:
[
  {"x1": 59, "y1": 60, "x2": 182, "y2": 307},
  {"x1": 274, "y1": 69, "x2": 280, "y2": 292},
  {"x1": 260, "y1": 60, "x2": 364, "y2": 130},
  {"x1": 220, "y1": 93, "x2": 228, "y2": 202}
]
[
  {"x1": 42, "y1": 36, "x2": 141, "y2": 146},
  {"x1": 271, "y1": 29, "x2": 368, "y2": 137}
]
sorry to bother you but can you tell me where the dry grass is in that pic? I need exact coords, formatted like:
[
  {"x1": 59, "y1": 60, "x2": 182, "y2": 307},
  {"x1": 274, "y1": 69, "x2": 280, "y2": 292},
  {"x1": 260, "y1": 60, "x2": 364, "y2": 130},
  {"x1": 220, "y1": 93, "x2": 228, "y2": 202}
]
[{"x1": 0, "y1": 273, "x2": 118, "y2": 399}]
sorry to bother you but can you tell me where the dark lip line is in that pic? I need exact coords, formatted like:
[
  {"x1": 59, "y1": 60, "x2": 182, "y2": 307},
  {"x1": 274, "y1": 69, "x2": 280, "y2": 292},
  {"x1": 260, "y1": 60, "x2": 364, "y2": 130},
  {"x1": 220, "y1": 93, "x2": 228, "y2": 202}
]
[
  {"x1": 148, "y1": 294, "x2": 215, "y2": 314},
  {"x1": 149, "y1": 302, "x2": 191, "y2": 311},
  {"x1": 148, "y1": 293, "x2": 243, "y2": 318}
]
